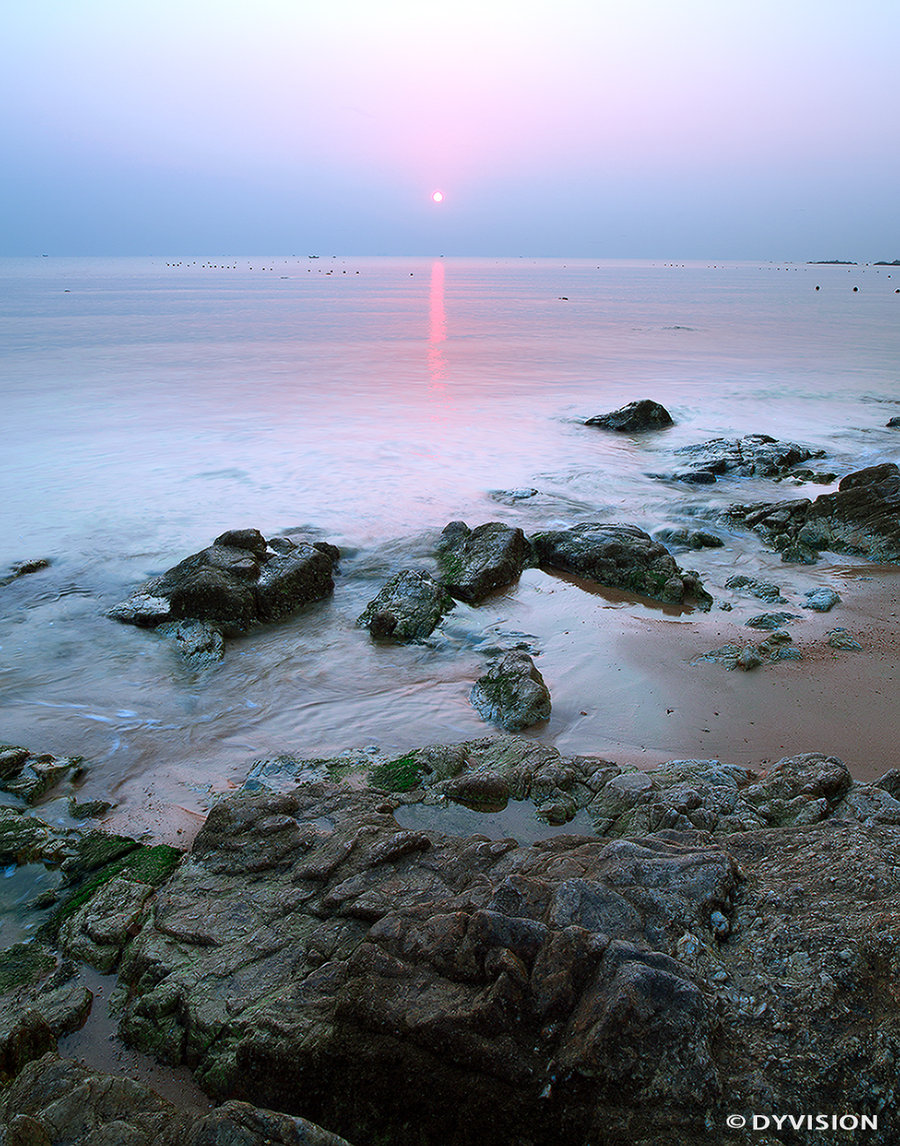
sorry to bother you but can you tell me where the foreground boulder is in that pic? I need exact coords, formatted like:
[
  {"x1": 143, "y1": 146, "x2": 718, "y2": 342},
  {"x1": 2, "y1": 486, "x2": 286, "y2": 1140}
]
[
  {"x1": 656, "y1": 434, "x2": 829, "y2": 484},
  {"x1": 470, "y1": 651, "x2": 551, "y2": 730},
  {"x1": 437, "y1": 521, "x2": 530, "y2": 602},
  {"x1": 96, "y1": 752, "x2": 900, "y2": 1146},
  {"x1": 109, "y1": 530, "x2": 337, "y2": 646},
  {"x1": 584, "y1": 399, "x2": 673, "y2": 432},
  {"x1": 531, "y1": 523, "x2": 712, "y2": 609},
  {"x1": 114, "y1": 782, "x2": 737, "y2": 1145},
  {"x1": 1, "y1": 1054, "x2": 353, "y2": 1145},
  {"x1": 356, "y1": 569, "x2": 455, "y2": 640},
  {"x1": 724, "y1": 463, "x2": 900, "y2": 562}
]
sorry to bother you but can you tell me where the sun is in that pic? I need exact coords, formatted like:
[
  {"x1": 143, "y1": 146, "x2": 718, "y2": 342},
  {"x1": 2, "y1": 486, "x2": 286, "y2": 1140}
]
[{"x1": 431, "y1": 190, "x2": 444, "y2": 203}]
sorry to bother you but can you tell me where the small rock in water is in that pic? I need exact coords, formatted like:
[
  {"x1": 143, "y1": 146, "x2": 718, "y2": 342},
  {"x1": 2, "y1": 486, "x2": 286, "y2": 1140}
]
[
  {"x1": 725, "y1": 574, "x2": 786, "y2": 603},
  {"x1": 357, "y1": 569, "x2": 455, "y2": 641},
  {"x1": 0, "y1": 557, "x2": 51, "y2": 588},
  {"x1": 470, "y1": 650, "x2": 551, "y2": 731},
  {"x1": 802, "y1": 587, "x2": 841, "y2": 612},
  {"x1": 584, "y1": 398, "x2": 674, "y2": 432},
  {"x1": 655, "y1": 527, "x2": 724, "y2": 550},
  {"x1": 488, "y1": 487, "x2": 539, "y2": 504},
  {"x1": 437, "y1": 520, "x2": 530, "y2": 603}
]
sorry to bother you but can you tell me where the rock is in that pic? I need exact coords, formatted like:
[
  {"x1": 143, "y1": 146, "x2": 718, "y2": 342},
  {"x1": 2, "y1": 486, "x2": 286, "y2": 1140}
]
[
  {"x1": 356, "y1": 569, "x2": 455, "y2": 640},
  {"x1": 159, "y1": 618, "x2": 225, "y2": 663},
  {"x1": 744, "y1": 752, "x2": 852, "y2": 826},
  {"x1": 470, "y1": 651, "x2": 551, "y2": 730},
  {"x1": 887, "y1": 416, "x2": 900, "y2": 428},
  {"x1": 656, "y1": 434, "x2": 826, "y2": 484},
  {"x1": 584, "y1": 399, "x2": 674, "y2": 432},
  {"x1": 436, "y1": 521, "x2": 530, "y2": 602},
  {"x1": 826, "y1": 628, "x2": 862, "y2": 650},
  {"x1": 58, "y1": 875, "x2": 156, "y2": 973},
  {"x1": 724, "y1": 463, "x2": 900, "y2": 563},
  {"x1": 802, "y1": 587, "x2": 841, "y2": 612},
  {"x1": 736, "y1": 645, "x2": 763, "y2": 670},
  {"x1": 0, "y1": 747, "x2": 82, "y2": 805},
  {"x1": 0, "y1": 558, "x2": 51, "y2": 589},
  {"x1": 488, "y1": 487, "x2": 539, "y2": 504},
  {"x1": 693, "y1": 634, "x2": 802, "y2": 670},
  {"x1": 0, "y1": 1055, "x2": 354, "y2": 1145},
  {"x1": 724, "y1": 574, "x2": 786, "y2": 603},
  {"x1": 531, "y1": 523, "x2": 712, "y2": 609},
  {"x1": 832, "y1": 786, "x2": 900, "y2": 826},
  {"x1": 113, "y1": 781, "x2": 737, "y2": 1145},
  {"x1": 654, "y1": 527, "x2": 724, "y2": 550},
  {"x1": 0, "y1": 946, "x2": 93, "y2": 1083},
  {"x1": 745, "y1": 612, "x2": 798, "y2": 630},
  {"x1": 875, "y1": 769, "x2": 900, "y2": 800},
  {"x1": 110, "y1": 531, "x2": 336, "y2": 638}
]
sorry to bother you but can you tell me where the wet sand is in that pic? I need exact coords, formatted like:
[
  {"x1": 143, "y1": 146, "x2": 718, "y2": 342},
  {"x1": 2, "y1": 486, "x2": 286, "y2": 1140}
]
[{"x1": 546, "y1": 562, "x2": 900, "y2": 782}]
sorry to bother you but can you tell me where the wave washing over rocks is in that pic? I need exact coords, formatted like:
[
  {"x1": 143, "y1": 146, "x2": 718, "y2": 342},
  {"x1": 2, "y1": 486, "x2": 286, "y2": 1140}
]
[{"x1": 4, "y1": 410, "x2": 900, "y2": 1143}]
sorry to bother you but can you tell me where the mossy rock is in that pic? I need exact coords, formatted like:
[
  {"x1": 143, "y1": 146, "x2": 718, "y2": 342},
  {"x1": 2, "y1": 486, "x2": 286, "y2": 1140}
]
[
  {"x1": 0, "y1": 942, "x2": 56, "y2": 995},
  {"x1": 41, "y1": 843, "x2": 182, "y2": 942},
  {"x1": 368, "y1": 754, "x2": 428, "y2": 793}
]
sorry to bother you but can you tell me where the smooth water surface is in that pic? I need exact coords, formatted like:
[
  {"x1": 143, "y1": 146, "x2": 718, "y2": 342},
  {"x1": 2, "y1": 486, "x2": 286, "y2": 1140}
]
[{"x1": 2, "y1": 256, "x2": 899, "y2": 831}]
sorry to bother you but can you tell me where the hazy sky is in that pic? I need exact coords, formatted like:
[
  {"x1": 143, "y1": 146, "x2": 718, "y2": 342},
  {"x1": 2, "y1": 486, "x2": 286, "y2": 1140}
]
[{"x1": 2, "y1": 0, "x2": 898, "y2": 258}]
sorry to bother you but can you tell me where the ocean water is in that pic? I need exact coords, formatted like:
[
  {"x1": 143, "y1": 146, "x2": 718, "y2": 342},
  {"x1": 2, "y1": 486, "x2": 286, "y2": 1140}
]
[{"x1": 2, "y1": 255, "x2": 899, "y2": 832}]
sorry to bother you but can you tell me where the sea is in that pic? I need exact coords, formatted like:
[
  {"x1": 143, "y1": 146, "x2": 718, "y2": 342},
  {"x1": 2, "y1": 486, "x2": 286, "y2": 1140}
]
[{"x1": 2, "y1": 255, "x2": 899, "y2": 845}]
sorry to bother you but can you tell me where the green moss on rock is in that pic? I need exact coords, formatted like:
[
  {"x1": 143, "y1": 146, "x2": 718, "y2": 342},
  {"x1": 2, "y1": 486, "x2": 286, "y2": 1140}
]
[
  {"x1": 0, "y1": 942, "x2": 55, "y2": 995},
  {"x1": 368, "y1": 754, "x2": 427, "y2": 793},
  {"x1": 41, "y1": 843, "x2": 182, "y2": 942}
]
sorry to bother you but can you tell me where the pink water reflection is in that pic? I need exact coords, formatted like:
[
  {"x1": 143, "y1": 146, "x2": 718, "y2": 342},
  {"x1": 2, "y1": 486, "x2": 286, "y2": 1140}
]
[{"x1": 428, "y1": 258, "x2": 446, "y2": 386}]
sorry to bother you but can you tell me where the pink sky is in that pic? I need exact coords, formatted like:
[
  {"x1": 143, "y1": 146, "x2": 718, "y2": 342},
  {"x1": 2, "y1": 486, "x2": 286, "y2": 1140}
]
[{"x1": 2, "y1": 0, "x2": 898, "y2": 256}]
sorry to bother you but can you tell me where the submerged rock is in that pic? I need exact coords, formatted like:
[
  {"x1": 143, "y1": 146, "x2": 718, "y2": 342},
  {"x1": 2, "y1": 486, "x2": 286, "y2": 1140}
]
[
  {"x1": 0, "y1": 558, "x2": 51, "y2": 589},
  {"x1": 584, "y1": 398, "x2": 674, "y2": 432},
  {"x1": 656, "y1": 434, "x2": 827, "y2": 484},
  {"x1": 356, "y1": 569, "x2": 455, "y2": 640},
  {"x1": 724, "y1": 463, "x2": 900, "y2": 563},
  {"x1": 437, "y1": 520, "x2": 530, "y2": 602},
  {"x1": 531, "y1": 522, "x2": 712, "y2": 609},
  {"x1": 109, "y1": 530, "x2": 337, "y2": 643},
  {"x1": 470, "y1": 651, "x2": 551, "y2": 730}
]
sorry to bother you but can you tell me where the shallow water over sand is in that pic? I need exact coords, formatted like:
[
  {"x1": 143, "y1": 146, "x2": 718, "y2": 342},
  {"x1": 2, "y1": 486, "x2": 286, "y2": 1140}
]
[{"x1": 2, "y1": 256, "x2": 899, "y2": 831}]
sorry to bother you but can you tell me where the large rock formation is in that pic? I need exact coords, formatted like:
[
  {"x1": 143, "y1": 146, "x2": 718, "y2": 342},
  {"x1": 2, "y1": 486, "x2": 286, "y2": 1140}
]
[
  {"x1": 437, "y1": 521, "x2": 531, "y2": 602},
  {"x1": 109, "y1": 530, "x2": 338, "y2": 652},
  {"x1": 531, "y1": 523, "x2": 712, "y2": 609},
  {"x1": 112, "y1": 782, "x2": 738, "y2": 1146},
  {"x1": 724, "y1": 463, "x2": 900, "y2": 562},
  {"x1": 5, "y1": 739, "x2": 900, "y2": 1143}
]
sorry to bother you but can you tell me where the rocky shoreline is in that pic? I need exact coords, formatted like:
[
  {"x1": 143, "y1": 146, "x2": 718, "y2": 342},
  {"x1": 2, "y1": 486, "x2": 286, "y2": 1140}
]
[
  {"x1": 3, "y1": 422, "x2": 900, "y2": 1143},
  {"x1": 3, "y1": 735, "x2": 900, "y2": 1145}
]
